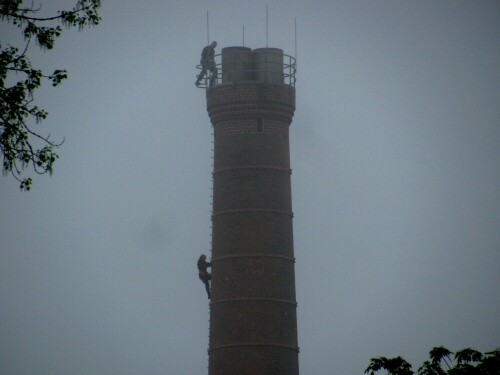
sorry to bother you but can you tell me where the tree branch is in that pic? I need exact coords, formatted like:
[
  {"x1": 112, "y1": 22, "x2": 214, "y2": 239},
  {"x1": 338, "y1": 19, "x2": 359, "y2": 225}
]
[{"x1": 1, "y1": 3, "x2": 95, "y2": 23}]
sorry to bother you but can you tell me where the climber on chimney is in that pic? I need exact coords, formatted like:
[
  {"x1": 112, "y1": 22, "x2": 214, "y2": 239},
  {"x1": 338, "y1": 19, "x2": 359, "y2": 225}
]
[{"x1": 197, "y1": 254, "x2": 212, "y2": 299}]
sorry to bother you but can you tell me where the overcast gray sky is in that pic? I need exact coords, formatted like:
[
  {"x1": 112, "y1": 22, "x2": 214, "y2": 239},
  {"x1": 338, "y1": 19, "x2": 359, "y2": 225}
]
[{"x1": 1, "y1": 1, "x2": 499, "y2": 374}]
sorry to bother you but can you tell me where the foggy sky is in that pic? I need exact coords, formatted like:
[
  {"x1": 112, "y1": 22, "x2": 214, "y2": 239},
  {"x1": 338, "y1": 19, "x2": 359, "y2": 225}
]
[{"x1": 1, "y1": 1, "x2": 499, "y2": 374}]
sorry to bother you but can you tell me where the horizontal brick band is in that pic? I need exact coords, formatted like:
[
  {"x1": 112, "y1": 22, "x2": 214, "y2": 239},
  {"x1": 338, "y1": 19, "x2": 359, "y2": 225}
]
[
  {"x1": 208, "y1": 342, "x2": 300, "y2": 353},
  {"x1": 206, "y1": 83, "x2": 295, "y2": 109},
  {"x1": 213, "y1": 165, "x2": 291, "y2": 175},
  {"x1": 210, "y1": 297, "x2": 297, "y2": 306},
  {"x1": 208, "y1": 105, "x2": 295, "y2": 123},
  {"x1": 212, "y1": 253, "x2": 295, "y2": 263},
  {"x1": 212, "y1": 208, "x2": 293, "y2": 217},
  {"x1": 208, "y1": 102, "x2": 295, "y2": 112}
]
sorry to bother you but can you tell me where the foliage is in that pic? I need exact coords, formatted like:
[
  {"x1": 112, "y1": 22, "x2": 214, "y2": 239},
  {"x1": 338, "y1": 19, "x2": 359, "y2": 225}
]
[
  {"x1": 0, "y1": 0, "x2": 101, "y2": 190},
  {"x1": 365, "y1": 346, "x2": 500, "y2": 375}
]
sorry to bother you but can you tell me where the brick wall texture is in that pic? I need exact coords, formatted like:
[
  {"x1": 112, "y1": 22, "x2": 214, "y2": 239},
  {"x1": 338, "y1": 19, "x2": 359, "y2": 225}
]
[{"x1": 206, "y1": 82, "x2": 298, "y2": 375}]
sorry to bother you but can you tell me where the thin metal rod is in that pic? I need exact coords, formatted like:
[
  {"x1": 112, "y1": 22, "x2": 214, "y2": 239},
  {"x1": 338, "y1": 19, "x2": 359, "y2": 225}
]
[
  {"x1": 266, "y1": 5, "x2": 269, "y2": 48},
  {"x1": 295, "y1": 17, "x2": 297, "y2": 60},
  {"x1": 206, "y1": 11, "x2": 209, "y2": 45},
  {"x1": 243, "y1": 25, "x2": 245, "y2": 46}
]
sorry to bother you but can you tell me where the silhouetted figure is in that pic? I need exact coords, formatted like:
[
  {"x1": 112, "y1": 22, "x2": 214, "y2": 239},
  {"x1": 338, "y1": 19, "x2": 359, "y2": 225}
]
[
  {"x1": 197, "y1": 254, "x2": 212, "y2": 299},
  {"x1": 195, "y1": 41, "x2": 218, "y2": 86}
]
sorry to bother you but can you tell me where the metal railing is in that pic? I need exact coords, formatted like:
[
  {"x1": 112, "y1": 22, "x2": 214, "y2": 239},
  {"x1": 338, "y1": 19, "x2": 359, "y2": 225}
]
[{"x1": 195, "y1": 50, "x2": 296, "y2": 88}]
